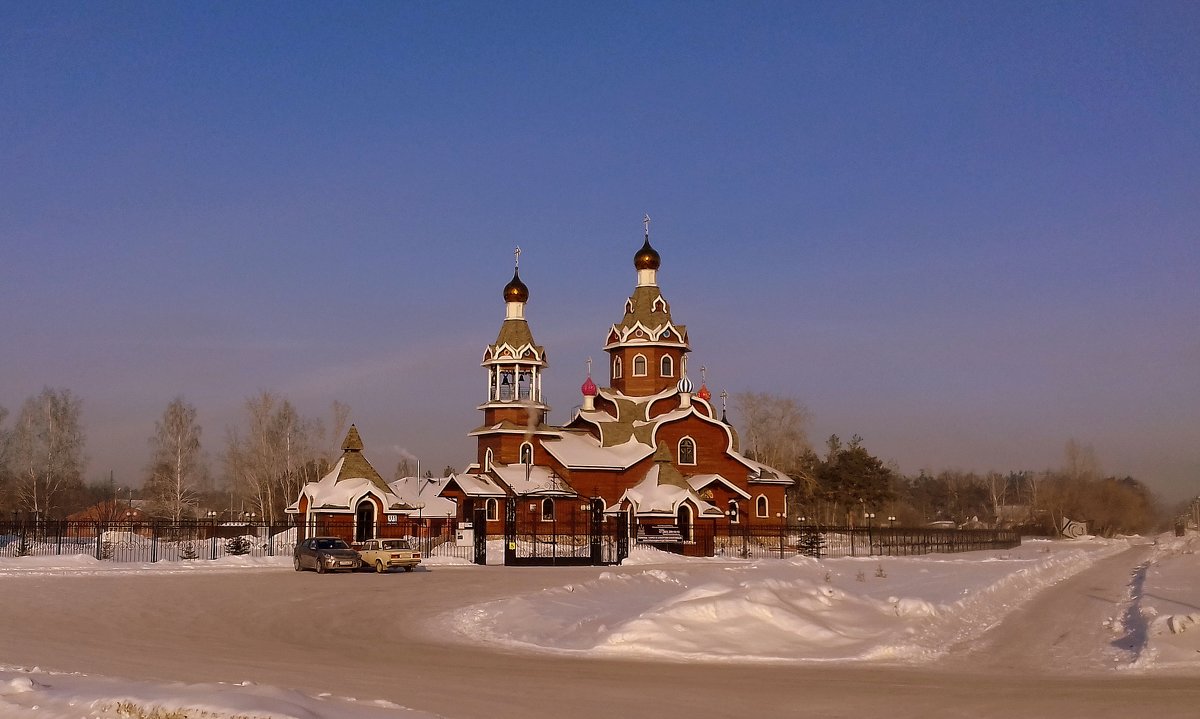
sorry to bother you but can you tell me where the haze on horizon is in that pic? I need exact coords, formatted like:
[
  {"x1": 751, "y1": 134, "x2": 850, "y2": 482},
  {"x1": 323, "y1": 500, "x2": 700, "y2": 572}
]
[{"x1": 2, "y1": 3, "x2": 1197, "y2": 503}]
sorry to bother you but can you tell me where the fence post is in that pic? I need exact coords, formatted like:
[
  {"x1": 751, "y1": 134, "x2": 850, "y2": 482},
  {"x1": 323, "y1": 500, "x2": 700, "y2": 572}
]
[{"x1": 95, "y1": 522, "x2": 102, "y2": 560}]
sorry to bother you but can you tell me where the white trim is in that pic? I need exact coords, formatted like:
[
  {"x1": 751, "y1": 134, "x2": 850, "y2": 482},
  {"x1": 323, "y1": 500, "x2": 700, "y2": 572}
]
[
  {"x1": 755, "y1": 494, "x2": 769, "y2": 518},
  {"x1": 484, "y1": 448, "x2": 494, "y2": 472},
  {"x1": 660, "y1": 354, "x2": 674, "y2": 378},
  {"x1": 485, "y1": 497, "x2": 499, "y2": 522},
  {"x1": 519, "y1": 441, "x2": 533, "y2": 465},
  {"x1": 613, "y1": 356, "x2": 622, "y2": 379}
]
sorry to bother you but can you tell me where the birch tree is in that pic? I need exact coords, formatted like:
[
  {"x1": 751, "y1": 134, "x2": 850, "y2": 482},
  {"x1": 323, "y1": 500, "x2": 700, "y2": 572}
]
[
  {"x1": 11, "y1": 387, "x2": 86, "y2": 518},
  {"x1": 223, "y1": 392, "x2": 343, "y2": 524},
  {"x1": 145, "y1": 397, "x2": 206, "y2": 521}
]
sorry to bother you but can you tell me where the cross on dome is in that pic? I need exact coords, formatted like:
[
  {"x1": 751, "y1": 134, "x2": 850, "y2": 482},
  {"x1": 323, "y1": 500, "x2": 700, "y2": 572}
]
[
  {"x1": 514, "y1": 245, "x2": 522, "y2": 268},
  {"x1": 643, "y1": 213, "x2": 650, "y2": 238}
]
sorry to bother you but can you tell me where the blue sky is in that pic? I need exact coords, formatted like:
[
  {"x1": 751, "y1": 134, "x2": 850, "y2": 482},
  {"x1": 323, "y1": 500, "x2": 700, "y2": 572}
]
[{"x1": 2, "y1": 2, "x2": 1197, "y2": 500}]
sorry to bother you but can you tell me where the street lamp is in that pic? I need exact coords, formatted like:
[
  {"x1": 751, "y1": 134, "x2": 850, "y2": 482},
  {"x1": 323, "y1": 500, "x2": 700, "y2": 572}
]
[{"x1": 888, "y1": 515, "x2": 897, "y2": 529}]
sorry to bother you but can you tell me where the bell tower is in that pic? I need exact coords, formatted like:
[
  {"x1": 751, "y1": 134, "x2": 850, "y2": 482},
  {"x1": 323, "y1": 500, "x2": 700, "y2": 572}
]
[{"x1": 474, "y1": 248, "x2": 551, "y2": 468}]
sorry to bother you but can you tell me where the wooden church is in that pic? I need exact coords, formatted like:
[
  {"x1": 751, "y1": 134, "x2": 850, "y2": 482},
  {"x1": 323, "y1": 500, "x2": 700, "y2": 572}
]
[{"x1": 439, "y1": 220, "x2": 793, "y2": 550}]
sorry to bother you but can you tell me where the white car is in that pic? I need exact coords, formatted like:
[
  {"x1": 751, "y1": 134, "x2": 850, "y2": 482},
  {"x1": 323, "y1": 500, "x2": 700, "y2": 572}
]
[{"x1": 357, "y1": 538, "x2": 422, "y2": 573}]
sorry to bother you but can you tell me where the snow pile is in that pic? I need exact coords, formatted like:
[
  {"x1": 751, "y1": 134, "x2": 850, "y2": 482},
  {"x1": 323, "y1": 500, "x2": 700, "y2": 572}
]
[
  {"x1": 1128, "y1": 533, "x2": 1200, "y2": 671},
  {"x1": 451, "y1": 538, "x2": 1130, "y2": 663},
  {"x1": 0, "y1": 666, "x2": 434, "y2": 719}
]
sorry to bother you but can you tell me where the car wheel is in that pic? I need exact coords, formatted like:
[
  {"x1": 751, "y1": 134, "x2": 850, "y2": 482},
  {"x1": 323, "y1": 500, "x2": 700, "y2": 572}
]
[
  {"x1": 404, "y1": 565, "x2": 415, "y2": 572},
  {"x1": 294, "y1": 556, "x2": 302, "y2": 571},
  {"x1": 316, "y1": 557, "x2": 326, "y2": 574}
]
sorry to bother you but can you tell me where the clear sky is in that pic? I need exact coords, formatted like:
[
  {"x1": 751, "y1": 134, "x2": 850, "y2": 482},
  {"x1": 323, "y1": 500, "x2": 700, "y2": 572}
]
[{"x1": 2, "y1": 2, "x2": 1197, "y2": 501}]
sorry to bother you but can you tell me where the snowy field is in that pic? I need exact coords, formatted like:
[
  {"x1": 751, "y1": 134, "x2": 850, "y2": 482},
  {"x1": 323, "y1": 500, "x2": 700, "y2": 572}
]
[{"x1": 1, "y1": 533, "x2": 1198, "y2": 718}]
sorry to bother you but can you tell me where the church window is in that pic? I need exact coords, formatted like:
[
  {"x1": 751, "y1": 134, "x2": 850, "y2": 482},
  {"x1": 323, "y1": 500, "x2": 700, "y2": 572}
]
[
  {"x1": 613, "y1": 356, "x2": 622, "y2": 379},
  {"x1": 541, "y1": 498, "x2": 555, "y2": 521},
  {"x1": 678, "y1": 437, "x2": 696, "y2": 465},
  {"x1": 486, "y1": 498, "x2": 499, "y2": 522},
  {"x1": 756, "y1": 495, "x2": 769, "y2": 518},
  {"x1": 485, "y1": 448, "x2": 494, "y2": 471},
  {"x1": 633, "y1": 354, "x2": 648, "y2": 376},
  {"x1": 660, "y1": 355, "x2": 674, "y2": 377},
  {"x1": 520, "y1": 442, "x2": 533, "y2": 464}
]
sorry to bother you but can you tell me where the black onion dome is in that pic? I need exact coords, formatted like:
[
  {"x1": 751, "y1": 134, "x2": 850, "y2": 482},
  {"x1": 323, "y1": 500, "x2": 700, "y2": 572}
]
[
  {"x1": 503, "y1": 268, "x2": 529, "y2": 303},
  {"x1": 634, "y1": 237, "x2": 660, "y2": 270}
]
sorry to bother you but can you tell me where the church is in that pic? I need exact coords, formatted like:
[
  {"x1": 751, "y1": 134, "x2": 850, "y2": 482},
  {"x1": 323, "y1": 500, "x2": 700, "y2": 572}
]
[{"x1": 439, "y1": 220, "x2": 793, "y2": 549}]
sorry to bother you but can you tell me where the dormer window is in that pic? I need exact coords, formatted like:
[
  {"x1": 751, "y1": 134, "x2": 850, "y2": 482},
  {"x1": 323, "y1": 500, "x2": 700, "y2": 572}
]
[
  {"x1": 660, "y1": 355, "x2": 674, "y2": 378},
  {"x1": 633, "y1": 354, "x2": 648, "y2": 376}
]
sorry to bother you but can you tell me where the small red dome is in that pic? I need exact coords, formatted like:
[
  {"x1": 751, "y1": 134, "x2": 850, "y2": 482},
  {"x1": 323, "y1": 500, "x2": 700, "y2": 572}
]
[
  {"x1": 581, "y1": 376, "x2": 598, "y2": 397},
  {"x1": 697, "y1": 384, "x2": 711, "y2": 401}
]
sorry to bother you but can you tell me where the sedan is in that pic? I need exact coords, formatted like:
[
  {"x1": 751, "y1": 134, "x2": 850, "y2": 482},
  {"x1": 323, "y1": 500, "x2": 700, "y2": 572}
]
[
  {"x1": 357, "y1": 538, "x2": 423, "y2": 573},
  {"x1": 294, "y1": 536, "x2": 361, "y2": 573}
]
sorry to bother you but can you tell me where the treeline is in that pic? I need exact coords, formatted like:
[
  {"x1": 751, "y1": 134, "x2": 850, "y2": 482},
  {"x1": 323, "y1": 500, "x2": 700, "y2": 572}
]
[
  {"x1": 0, "y1": 388, "x2": 355, "y2": 523},
  {"x1": 734, "y1": 393, "x2": 1165, "y2": 537}
]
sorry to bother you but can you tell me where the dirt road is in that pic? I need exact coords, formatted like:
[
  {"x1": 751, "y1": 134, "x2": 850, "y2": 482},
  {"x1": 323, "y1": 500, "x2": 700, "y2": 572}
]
[{"x1": 2, "y1": 559, "x2": 1196, "y2": 718}]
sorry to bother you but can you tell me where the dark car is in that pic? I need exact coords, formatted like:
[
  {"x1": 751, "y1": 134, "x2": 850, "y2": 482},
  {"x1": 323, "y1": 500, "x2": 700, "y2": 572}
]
[{"x1": 294, "y1": 536, "x2": 361, "y2": 573}]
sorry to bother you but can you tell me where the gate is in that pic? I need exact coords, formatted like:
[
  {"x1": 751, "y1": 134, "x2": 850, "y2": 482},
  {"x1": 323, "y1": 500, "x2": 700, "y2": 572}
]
[
  {"x1": 472, "y1": 507, "x2": 488, "y2": 565},
  {"x1": 503, "y1": 498, "x2": 625, "y2": 566}
]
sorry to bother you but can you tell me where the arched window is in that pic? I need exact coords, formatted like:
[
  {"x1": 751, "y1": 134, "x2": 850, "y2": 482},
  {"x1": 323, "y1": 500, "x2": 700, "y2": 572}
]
[
  {"x1": 632, "y1": 354, "x2": 648, "y2": 376},
  {"x1": 519, "y1": 442, "x2": 533, "y2": 464},
  {"x1": 541, "y1": 498, "x2": 555, "y2": 522},
  {"x1": 678, "y1": 437, "x2": 696, "y2": 465},
  {"x1": 756, "y1": 495, "x2": 769, "y2": 518},
  {"x1": 613, "y1": 356, "x2": 622, "y2": 379},
  {"x1": 728, "y1": 500, "x2": 740, "y2": 524},
  {"x1": 484, "y1": 448, "x2": 494, "y2": 471},
  {"x1": 660, "y1": 355, "x2": 674, "y2": 377},
  {"x1": 486, "y1": 498, "x2": 499, "y2": 522}
]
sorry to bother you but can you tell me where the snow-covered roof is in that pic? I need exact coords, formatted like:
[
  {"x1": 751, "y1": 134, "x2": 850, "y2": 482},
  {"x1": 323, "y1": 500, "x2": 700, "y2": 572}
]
[
  {"x1": 491, "y1": 463, "x2": 576, "y2": 496},
  {"x1": 387, "y1": 476, "x2": 460, "y2": 517},
  {"x1": 443, "y1": 472, "x2": 507, "y2": 498},
  {"x1": 686, "y1": 473, "x2": 751, "y2": 500},
  {"x1": 540, "y1": 432, "x2": 654, "y2": 470},
  {"x1": 618, "y1": 465, "x2": 722, "y2": 518},
  {"x1": 286, "y1": 457, "x2": 411, "y2": 514},
  {"x1": 734, "y1": 454, "x2": 793, "y2": 484}
]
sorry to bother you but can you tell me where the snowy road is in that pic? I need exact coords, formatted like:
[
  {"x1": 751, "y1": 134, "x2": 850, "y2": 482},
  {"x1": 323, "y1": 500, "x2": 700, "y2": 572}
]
[
  {"x1": 3, "y1": 546, "x2": 1199, "y2": 719},
  {"x1": 949, "y1": 542, "x2": 1157, "y2": 674}
]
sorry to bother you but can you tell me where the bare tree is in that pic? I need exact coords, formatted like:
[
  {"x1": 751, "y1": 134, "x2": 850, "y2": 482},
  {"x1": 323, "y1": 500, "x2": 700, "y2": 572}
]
[
  {"x1": 145, "y1": 397, "x2": 206, "y2": 521},
  {"x1": 11, "y1": 387, "x2": 86, "y2": 518},
  {"x1": 732, "y1": 392, "x2": 812, "y2": 472},
  {"x1": 223, "y1": 392, "x2": 342, "y2": 524}
]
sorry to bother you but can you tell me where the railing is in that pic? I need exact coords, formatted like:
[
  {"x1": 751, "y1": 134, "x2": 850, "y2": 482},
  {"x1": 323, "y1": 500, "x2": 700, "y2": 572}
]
[
  {"x1": 0, "y1": 519, "x2": 475, "y2": 564},
  {"x1": 708, "y1": 524, "x2": 1021, "y2": 559}
]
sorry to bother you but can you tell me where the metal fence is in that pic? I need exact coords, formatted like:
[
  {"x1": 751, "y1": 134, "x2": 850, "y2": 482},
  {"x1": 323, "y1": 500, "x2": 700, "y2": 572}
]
[
  {"x1": 0, "y1": 520, "x2": 475, "y2": 564},
  {"x1": 1, "y1": 520, "x2": 1019, "y2": 565},
  {"x1": 707, "y1": 524, "x2": 1021, "y2": 559}
]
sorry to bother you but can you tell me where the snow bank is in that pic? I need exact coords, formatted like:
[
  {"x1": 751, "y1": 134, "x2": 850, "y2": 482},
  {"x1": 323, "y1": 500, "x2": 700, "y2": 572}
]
[
  {"x1": 451, "y1": 537, "x2": 1132, "y2": 664},
  {"x1": 0, "y1": 665, "x2": 435, "y2": 719},
  {"x1": 1127, "y1": 533, "x2": 1200, "y2": 672}
]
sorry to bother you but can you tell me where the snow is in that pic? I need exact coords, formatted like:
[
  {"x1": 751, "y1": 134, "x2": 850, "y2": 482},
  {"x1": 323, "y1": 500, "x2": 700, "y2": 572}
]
[{"x1": 2, "y1": 533, "x2": 1198, "y2": 718}]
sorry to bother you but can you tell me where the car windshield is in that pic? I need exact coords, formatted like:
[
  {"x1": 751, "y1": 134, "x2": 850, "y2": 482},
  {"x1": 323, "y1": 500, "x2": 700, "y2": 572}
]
[
  {"x1": 381, "y1": 540, "x2": 411, "y2": 550},
  {"x1": 315, "y1": 539, "x2": 349, "y2": 550}
]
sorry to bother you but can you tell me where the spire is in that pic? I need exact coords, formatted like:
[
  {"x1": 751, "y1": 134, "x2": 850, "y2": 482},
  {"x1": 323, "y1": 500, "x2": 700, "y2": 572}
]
[{"x1": 342, "y1": 424, "x2": 364, "y2": 452}]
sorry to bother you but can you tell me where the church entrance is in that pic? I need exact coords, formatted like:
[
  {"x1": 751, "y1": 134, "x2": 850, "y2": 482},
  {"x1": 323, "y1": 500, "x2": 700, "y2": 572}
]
[{"x1": 355, "y1": 500, "x2": 375, "y2": 543}]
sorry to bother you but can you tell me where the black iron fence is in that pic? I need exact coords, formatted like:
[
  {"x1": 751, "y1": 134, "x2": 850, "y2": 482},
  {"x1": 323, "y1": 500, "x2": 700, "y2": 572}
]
[
  {"x1": 1, "y1": 519, "x2": 1018, "y2": 565},
  {"x1": 706, "y1": 523, "x2": 1021, "y2": 559},
  {"x1": 0, "y1": 519, "x2": 475, "y2": 564}
]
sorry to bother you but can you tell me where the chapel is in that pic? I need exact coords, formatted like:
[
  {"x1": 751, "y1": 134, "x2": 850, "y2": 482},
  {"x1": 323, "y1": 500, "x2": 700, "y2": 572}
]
[{"x1": 439, "y1": 220, "x2": 793, "y2": 544}]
